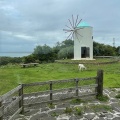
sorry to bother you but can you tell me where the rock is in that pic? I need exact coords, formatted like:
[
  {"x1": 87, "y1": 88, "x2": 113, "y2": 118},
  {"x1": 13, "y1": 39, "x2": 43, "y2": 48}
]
[
  {"x1": 99, "y1": 113, "x2": 106, "y2": 117},
  {"x1": 57, "y1": 103, "x2": 70, "y2": 108},
  {"x1": 105, "y1": 113, "x2": 114, "y2": 119},
  {"x1": 39, "y1": 116, "x2": 56, "y2": 120},
  {"x1": 110, "y1": 98, "x2": 119, "y2": 103},
  {"x1": 110, "y1": 103, "x2": 120, "y2": 112},
  {"x1": 57, "y1": 114, "x2": 69, "y2": 119},
  {"x1": 69, "y1": 116, "x2": 78, "y2": 120},
  {"x1": 109, "y1": 92, "x2": 117, "y2": 97},
  {"x1": 29, "y1": 113, "x2": 48, "y2": 120},
  {"x1": 116, "y1": 114, "x2": 120, "y2": 116},
  {"x1": 48, "y1": 109, "x2": 64, "y2": 115},
  {"x1": 41, "y1": 107, "x2": 49, "y2": 112},
  {"x1": 13, "y1": 114, "x2": 27, "y2": 120},
  {"x1": 112, "y1": 117, "x2": 120, "y2": 120},
  {"x1": 94, "y1": 118, "x2": 105, "y2": 120},
  {"x1": 84, "y1": 113, "x2": 96, "y2": 120},
  {"x1": 82, "y1": 118, "x2": 88, "y2": 120},
  {"x1": 12, "y1": 96, "x2": 17, "y2": 100},
  {"x1": 24, "y1": 109, "x2": 39, "y2": 116},
  {"x1": 15, "y1": 118, "x2": 28, "y2": 120}
]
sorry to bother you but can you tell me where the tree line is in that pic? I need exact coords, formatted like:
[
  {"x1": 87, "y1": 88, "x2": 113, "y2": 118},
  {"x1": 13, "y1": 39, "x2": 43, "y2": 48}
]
[{"x1": 0, "y1": 39, "x2": 120, "y2": 65}]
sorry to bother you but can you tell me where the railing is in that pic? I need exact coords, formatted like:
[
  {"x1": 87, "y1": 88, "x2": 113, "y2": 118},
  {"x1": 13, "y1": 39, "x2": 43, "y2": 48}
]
[
  {"x1": 0, "y1": 85, "x2": 23, "y2": 120},
  {"x1": 0, "y1": 70, "x2": 103, "y2": 120}
]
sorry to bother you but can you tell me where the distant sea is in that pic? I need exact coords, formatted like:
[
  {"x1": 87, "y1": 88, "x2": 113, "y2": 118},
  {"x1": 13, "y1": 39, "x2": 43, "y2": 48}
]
[{"x1": 0, "y1": 52, "x2": 32, "y2": 57}]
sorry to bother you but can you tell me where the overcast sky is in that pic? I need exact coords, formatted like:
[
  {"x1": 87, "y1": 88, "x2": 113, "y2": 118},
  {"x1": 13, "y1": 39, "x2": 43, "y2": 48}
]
[{"x1": 0, "y1": 0, "x2": 120, "y2": 57}]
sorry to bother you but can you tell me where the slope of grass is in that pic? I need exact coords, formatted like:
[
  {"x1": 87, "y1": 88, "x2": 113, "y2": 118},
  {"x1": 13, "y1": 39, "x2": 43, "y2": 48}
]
[
  {"x1": 0, "y1": 59, "x2": 120, "y2": 95},
  {"x1": 55, "y1": 57, "x2": 118, "y2": 63}
]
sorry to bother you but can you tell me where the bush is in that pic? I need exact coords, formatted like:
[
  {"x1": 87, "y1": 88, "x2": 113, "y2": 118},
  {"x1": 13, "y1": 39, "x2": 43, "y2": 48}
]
[{"x1": 0, "y1": 57, "x2": 22, "y2": 66}]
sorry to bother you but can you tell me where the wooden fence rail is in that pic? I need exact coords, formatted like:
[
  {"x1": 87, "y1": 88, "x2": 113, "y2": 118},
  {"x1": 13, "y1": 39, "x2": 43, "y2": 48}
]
[
  {"x1": 0, "y1": 85, "x2": 22, "y2": 120},
  {"x1": 0, "y1": 69, "x2": 103, "y2": 120}
]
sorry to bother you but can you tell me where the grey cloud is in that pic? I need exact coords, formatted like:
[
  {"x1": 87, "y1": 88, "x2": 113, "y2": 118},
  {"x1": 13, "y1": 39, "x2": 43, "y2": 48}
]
[{"x1": 0, "y1": 0, "x2": 120, "y2": 57}]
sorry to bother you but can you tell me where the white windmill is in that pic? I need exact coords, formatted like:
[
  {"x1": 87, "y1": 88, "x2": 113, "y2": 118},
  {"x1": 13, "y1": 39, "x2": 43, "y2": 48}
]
[{"x1": 63, "y1": 15, "x2": 93, "y2": 60}]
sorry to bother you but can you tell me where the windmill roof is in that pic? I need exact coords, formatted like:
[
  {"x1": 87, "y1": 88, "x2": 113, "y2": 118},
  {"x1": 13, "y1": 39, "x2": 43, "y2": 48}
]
[{"x1": 77, "y1": 22, "x2": 91, "y2": 27}]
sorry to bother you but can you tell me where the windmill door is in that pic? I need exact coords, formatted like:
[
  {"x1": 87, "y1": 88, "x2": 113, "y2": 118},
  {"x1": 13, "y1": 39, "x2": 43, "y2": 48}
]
[{"x1": 81, "y1": 47, "x2": 90, "y2": 58}]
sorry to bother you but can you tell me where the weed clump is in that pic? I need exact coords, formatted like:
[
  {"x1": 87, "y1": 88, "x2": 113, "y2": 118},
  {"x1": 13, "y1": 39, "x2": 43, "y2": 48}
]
[
  {"x1": 51, "y1": 112, "x2": 59, "y2": 117},
  {"x1": 48, "y1": 103, "x2": 55, "y2": 109},
  {"x1": 91, "y1": 105, "x2": 112, "y2": 112},
  {"x1": 71, "y1": 98, "x2": 85, "y2": 104},
  {"x1": 115, "y1": 94, "x2": 120, "y2": 98},
  {"x1": 97, "y1": 95, "x2": 109, "y2": 102},
  {"x1": 64, "y1": 107, "x2": 73, "y2": 114},
  {"x1": 74, "y1": 107, "x2": 82, "y2": 115}
]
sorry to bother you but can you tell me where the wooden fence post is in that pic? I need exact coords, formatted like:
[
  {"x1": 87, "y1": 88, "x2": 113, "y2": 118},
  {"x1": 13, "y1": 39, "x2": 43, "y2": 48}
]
[
  {"x1": 96, "y1": 70, "x2": 103, "y2": 97},
  {"x1": 0, "y1": 100, "x2": 3, "y2": 120},
  {"x1": 75, "y1": 79, "x2": 79, "y2": 97},
  {"x1": 50, "y1": 81, "x2": 53, "y2": 104},
  {"x1": 19, "y1": 84, "x2": 24, "y2": 114}
]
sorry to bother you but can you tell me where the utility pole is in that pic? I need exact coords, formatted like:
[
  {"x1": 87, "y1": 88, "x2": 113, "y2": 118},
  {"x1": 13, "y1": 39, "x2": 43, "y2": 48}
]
[{"x1": 113, "y1": 38, "x2": 115, "y2": 47}]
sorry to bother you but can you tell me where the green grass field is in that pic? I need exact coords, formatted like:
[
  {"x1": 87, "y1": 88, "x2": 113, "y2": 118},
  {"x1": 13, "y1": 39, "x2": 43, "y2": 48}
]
[{"x1": 0, "y1": 59, "x2": 120, "y2": 95}]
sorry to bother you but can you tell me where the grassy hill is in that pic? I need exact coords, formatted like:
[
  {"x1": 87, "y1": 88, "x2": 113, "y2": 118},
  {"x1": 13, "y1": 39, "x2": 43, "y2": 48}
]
[{"x1": 0, "y1": 58, "x2": 120, "y2": 95}]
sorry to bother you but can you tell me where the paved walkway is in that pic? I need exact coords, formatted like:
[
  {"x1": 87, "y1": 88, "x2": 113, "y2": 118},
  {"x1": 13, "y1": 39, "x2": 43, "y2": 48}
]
[{"x1": 15, "y1": 88, "x2": 120, "y2": 120}]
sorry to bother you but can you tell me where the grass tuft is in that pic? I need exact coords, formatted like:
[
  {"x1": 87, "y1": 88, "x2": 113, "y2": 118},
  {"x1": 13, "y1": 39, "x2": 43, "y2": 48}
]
[
  {"x1": 74, "y1": 107, "x2": 82, "y2": 115},
  {"x1": 96, "y1": 95, "x2": 109, "y2": 102},
  {"x1": 64, "y1": 107, "x2": 73, "y2": 114},
  {"x1": 115, "y1": 94, "x2": 120, "y2": 98},
  {"x1": 71, "y1": 98, "x2": 85, "y2": 104}
]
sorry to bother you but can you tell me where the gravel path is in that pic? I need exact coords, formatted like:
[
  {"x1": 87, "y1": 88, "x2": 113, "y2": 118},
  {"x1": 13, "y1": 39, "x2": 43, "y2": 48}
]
[{"x1": 13, "y1": 88, "x2": 120, "y2": 120}]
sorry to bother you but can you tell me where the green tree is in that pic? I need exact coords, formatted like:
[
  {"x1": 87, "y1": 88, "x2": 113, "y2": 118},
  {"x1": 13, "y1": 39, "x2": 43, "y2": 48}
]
[
  {"x1": 58, "y1": 46, "x2": 73, "y2": 59},
  {"x1": 61, "y1": 39, "x2": 74, "y2": 48},
  {"x1": 33, "y1": 44, "x2": 55, "y2": 62},
  {"x1": 0, "y1": 57, "x2": 22, "y2": 65},
  {"x1": 93, "y1": 41, "x2": 117, "y2": 56},
  {"x1": 22, "y1": 54, "x2": 36, "y2": 63}
]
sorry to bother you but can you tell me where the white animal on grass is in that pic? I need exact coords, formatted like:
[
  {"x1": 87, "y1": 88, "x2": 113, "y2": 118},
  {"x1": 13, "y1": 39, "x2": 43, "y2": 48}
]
[{"x1": 78, "y1": 64, "x2": 86, "y2": 71}]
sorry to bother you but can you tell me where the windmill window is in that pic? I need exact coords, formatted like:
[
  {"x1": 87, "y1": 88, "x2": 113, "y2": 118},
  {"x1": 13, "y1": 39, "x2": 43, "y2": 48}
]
[{"x1": 81, "y1": 47, "x2": 90, "y2": 58}]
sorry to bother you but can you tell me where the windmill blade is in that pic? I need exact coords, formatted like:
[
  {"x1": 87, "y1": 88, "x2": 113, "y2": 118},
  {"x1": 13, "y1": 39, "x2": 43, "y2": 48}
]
[
  {"x1": 66, "y1": 31, "x2": 73, "y2": 40},
  {"x1": 75, "y1": 27, "x2": 84, "y2": 30},
  {"x1": 72, "y1": 15, "x2": 74, "y2": 28},
  {"x1": 65, "y1": 25, "x2": 73, "y2": 30},
  {"x1": 76, "y1": 19, "x2": 82, "y2": 27},
  {"x1": 68, "y1": 19, "x2": 74, "y2": 28},
  {"x1": 76, "y1": 30, "x2": 83, "y2": 37},
  {"x1": 74, "y1": 32, "x2": 79, "y2": 40},
  {"x1": 65, "y1": 31, "x2": 71, "y2": 33},
  {"x1": 63, "y1": 29, "x2": 73, "y2": 32},
  {"x1": 70, "y1": 31, "x2": 74, "y2": 40},
  {"x1": 63, "y1": 15, "x2": 83, "y2": 42},
  {"x1": 75, "y1": 15, "x2": 78, "y2": 27},
  {"x1": 74, "y1": 32, "x2": 80, "y2": 42}
]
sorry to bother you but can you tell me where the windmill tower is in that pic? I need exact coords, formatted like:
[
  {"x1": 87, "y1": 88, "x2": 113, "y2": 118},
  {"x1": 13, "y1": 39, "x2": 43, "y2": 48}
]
[{"x1": 63, "y1": 15, "x2": 93, "y2": 60}]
